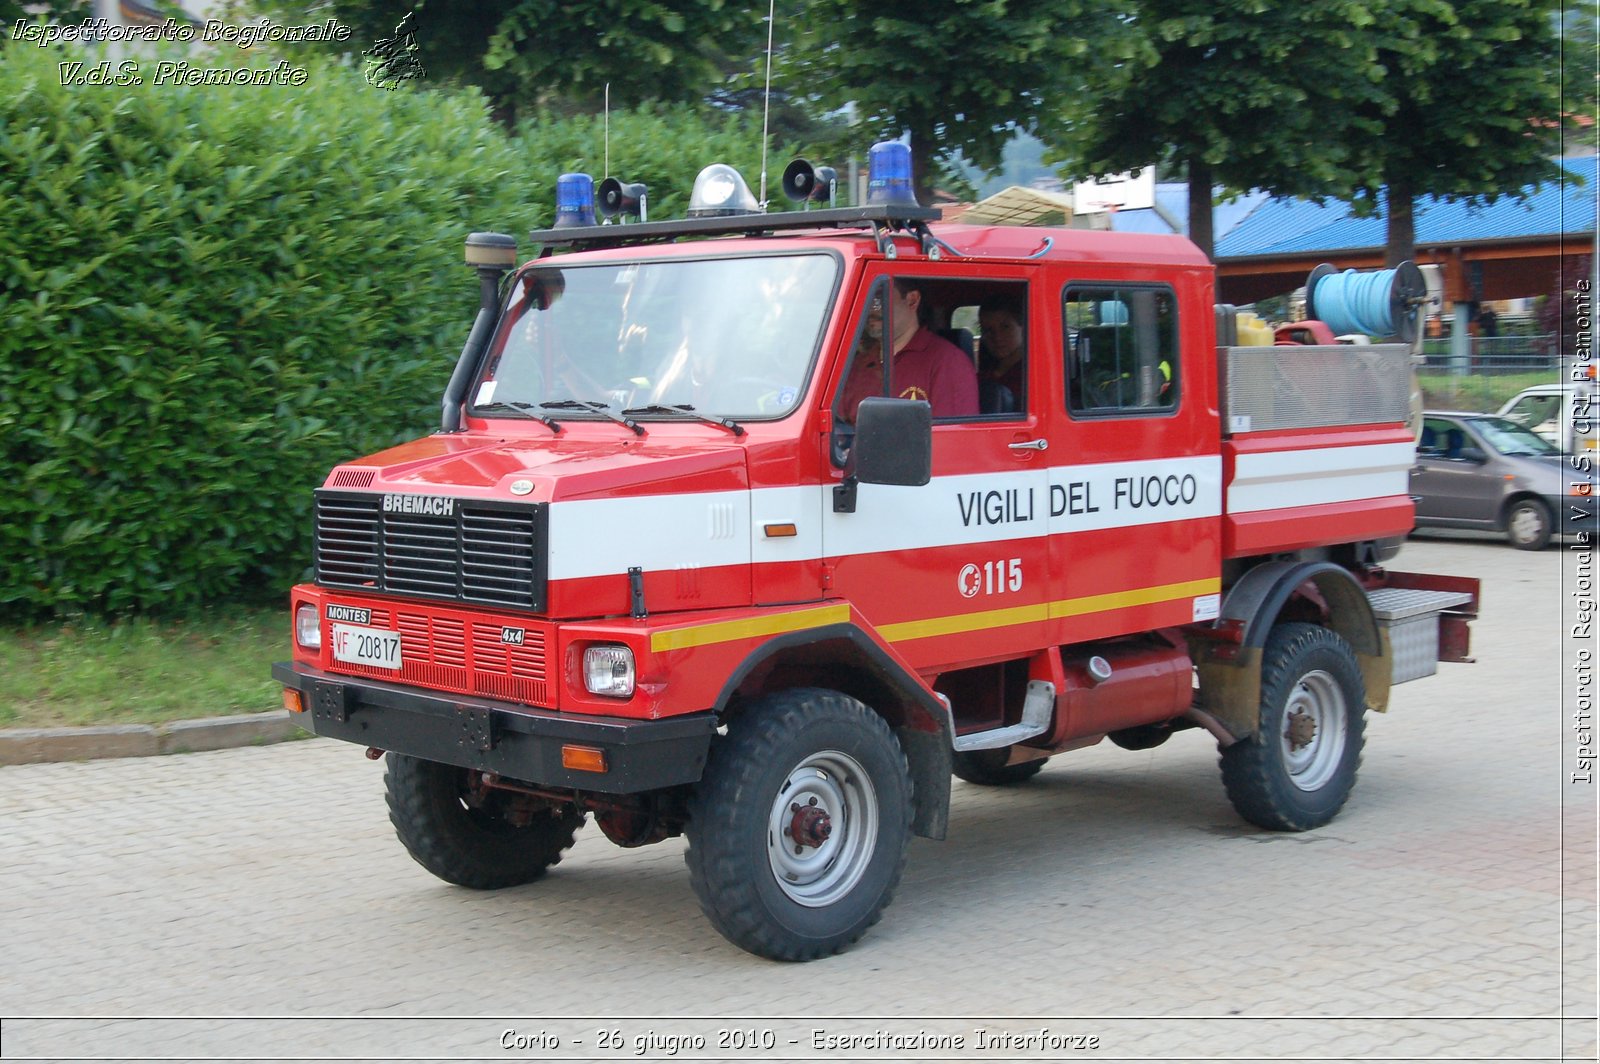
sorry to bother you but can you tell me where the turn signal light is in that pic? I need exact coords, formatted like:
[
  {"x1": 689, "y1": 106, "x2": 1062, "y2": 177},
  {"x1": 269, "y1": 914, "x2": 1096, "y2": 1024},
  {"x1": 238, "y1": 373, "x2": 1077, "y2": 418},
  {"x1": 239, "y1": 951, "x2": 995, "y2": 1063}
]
[
  {"x1": 561, "y1": 745, "x2": 608, "y2": 773},
  {"x1": 281, "y1": 688, "x2": 304, "y2": 714}
]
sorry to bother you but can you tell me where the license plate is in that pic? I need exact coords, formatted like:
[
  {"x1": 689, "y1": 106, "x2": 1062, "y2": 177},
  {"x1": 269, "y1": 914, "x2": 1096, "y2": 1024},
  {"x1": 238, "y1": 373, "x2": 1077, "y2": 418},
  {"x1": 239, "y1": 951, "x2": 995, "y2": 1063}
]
[{"x1": 330, "y1": 623, "x2": 402, "y2": 670}]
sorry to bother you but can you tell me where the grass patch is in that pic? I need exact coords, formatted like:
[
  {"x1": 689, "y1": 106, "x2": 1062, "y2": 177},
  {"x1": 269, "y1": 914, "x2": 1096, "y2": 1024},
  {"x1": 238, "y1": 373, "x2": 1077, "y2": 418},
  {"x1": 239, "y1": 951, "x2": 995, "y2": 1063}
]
[
  {"x1": 1419, "y1": 370, "x2": 1556, "y2": 413},
  {"x1": 0, "y1": 606, "x2": 287, "y2": 729}
]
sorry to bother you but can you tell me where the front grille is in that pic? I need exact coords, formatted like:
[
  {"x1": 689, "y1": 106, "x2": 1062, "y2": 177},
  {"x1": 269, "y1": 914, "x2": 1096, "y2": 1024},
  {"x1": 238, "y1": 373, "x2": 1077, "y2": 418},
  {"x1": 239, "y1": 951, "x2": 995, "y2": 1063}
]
[
  {"x1": 325, "y1": 601, "x2": 552, "y2": 706},
  {"x1": 314, "y1": 491, "x2": 547, "y2": 611}
]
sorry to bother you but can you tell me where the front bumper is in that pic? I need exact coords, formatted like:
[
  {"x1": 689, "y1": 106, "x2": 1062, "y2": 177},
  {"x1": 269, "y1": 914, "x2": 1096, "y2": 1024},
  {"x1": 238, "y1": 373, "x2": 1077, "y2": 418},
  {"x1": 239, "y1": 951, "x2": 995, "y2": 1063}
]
[{"x1": 273, "y1": 661, "x2": 714, "y2": 793}]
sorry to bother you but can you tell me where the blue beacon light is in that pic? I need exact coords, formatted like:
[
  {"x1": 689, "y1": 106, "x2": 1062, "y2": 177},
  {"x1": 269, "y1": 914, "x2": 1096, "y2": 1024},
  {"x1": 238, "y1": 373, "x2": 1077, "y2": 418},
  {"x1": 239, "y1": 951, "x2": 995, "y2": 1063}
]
[
  {"x1": 554, "y1": 172, "x2": 597, "y2": 228},
  {"x1": 866, "y1": 141, "x2": 918, "y2": 208}
]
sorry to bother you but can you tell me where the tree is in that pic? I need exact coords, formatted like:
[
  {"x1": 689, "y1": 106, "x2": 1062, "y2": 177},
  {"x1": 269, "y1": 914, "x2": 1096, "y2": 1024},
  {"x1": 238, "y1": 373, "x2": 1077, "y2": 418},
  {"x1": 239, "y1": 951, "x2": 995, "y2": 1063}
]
[
  {"x1": 1564, "y1": 3, "x2": 1599, "y2": 150},
  {"x1": 1352, "y1": 0, "x2": 1568, "y2": 264},
  {"x1": 252, "y1": 0, "x2": 764, "y2": 124},
  {"x1": 793, "y1": 0, "x2": 1112, "y2": 205},
  {"x1": 1044, "y1": 0, "x2": 1392, "y2": 260},
  {"x1": 0, "y1": 0, "x2": 86, "y2": 45}
]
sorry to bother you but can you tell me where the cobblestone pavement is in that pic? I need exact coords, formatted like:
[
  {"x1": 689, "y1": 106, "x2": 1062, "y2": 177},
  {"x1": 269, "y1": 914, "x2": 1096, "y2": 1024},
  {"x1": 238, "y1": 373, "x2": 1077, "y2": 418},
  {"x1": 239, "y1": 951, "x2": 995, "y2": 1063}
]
[{"x1": 2, "y1": 538, "x2": 1595, "y2": 1063}]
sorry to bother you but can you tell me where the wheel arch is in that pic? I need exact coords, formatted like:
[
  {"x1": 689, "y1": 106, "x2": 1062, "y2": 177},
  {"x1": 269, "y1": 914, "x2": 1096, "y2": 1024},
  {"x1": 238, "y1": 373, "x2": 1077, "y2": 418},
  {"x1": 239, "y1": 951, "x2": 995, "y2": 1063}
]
[
  {"x1": 712, "y1": 623, "x2": 953, "y2": 842},
  {"x1": 1195, "y1": 560, "x2": 1390, "y2": 740}
]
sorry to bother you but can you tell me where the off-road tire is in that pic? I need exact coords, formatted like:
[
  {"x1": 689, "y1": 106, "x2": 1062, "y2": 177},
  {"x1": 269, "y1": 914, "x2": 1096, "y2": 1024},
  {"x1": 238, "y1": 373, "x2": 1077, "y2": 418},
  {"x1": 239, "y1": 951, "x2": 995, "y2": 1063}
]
[
  {"x1": 385, "y1": 753, "x2": 584, "y2": 889},
  {"x1": 1219, "y1": 623, "x2": 1366, "y2": 832},
  {"x1": 1505, "y1": 497, "x2": 1552, "y2": 551},
  {"x1": 684, "y1": 688, "x2": 912, "y2": 961},
  {"x1": 951, "y1": 747, "x2": 1049, "y2": 785}
]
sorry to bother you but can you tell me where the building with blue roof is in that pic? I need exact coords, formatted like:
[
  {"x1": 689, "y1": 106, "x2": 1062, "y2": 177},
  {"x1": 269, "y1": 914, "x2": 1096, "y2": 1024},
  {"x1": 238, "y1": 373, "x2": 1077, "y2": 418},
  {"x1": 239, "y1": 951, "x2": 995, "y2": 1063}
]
[{"x1": 1108, "y1": 157, "x2": 1594, "y2": 313}]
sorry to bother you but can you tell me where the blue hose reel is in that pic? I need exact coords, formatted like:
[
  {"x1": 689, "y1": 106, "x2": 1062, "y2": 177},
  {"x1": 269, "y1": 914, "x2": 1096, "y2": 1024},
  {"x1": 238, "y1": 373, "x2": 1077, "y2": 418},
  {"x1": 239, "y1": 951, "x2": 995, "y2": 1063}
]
[{"x1": 1305, "y1": 260, "x2": 1428, "y2": 343}]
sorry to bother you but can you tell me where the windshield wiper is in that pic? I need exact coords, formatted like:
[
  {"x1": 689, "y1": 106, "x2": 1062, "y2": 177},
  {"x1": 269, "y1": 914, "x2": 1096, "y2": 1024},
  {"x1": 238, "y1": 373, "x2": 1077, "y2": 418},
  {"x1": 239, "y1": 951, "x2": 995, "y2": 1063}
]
[
  {"x1": 539, "y1": 400, "x2": 644, "y2": 436},
  {"x1": 621, "y1": 403, "x2": 745, "y2": 437},
  {"x1": 473, "y1": 401, "x2": 563, "y2": 434}
]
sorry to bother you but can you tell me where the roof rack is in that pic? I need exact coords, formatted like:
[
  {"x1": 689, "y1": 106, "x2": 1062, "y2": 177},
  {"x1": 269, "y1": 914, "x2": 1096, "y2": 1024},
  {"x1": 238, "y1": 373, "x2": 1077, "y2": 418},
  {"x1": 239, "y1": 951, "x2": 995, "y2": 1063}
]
[{"x1": 528, "y1": 203, "x2": 943, "y2": 253}]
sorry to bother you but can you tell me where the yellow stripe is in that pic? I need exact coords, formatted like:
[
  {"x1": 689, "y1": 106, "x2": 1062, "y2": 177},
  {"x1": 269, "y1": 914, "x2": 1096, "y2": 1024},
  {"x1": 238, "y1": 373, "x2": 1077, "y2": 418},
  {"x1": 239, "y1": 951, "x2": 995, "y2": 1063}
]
[
  {"x1": 877, "y1": 578, "x2": 1221, "y2": 644},
  {"x1": 877, "y1": 602, "x2": 1050, "y2": 643},
  {"x1": 650, "y1": 603, "x2": 851, "y2": 653}
]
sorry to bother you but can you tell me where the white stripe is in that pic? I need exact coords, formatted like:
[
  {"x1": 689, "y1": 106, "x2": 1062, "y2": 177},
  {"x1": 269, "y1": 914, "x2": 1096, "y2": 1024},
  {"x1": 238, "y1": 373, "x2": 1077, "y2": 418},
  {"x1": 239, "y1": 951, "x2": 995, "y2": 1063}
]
[
  {"x1": 545, "y1": 445, "x2": 1392, "y2": 579},
  {"x1": 752, "y1": 486, "x2": 823, "y2": 565},
  {"x1": 819, "y1": 468, "x2": 1050, "y2": 557},
  {"x1": 1046, "y1": 456, "x2": 1222, "y2": 533},
  {"x1": 548, "y1": 492, "x2": 752, "y2": 580},
  {"x1": 821, "y1": 456, "x2": 1222, "y2": 557},
  {"x1": 1228, "y1": 442, "x2": 1414, "y2": 514}
]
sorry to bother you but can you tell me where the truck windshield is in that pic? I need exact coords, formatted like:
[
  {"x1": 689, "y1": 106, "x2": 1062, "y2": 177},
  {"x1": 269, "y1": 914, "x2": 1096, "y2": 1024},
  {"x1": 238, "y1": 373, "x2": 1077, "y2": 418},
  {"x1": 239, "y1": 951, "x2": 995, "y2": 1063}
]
[{"x1": 473, "y1": 253, "x2": 838, "y2": 421}]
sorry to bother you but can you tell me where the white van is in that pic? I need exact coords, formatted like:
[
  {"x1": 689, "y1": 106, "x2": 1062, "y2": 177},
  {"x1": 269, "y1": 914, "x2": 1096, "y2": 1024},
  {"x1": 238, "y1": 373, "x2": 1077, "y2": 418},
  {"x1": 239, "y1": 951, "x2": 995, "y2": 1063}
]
[{"x1": 1496, "y1": 371, "x2": 1597, "y2": 454}]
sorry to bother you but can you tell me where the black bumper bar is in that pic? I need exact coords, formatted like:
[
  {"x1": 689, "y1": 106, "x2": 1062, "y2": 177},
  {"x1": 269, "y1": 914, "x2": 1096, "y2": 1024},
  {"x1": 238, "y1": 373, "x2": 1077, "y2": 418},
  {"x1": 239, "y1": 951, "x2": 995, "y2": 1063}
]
[{"x1": 272, "y1": 662, "x2": 714, "y2": 793}]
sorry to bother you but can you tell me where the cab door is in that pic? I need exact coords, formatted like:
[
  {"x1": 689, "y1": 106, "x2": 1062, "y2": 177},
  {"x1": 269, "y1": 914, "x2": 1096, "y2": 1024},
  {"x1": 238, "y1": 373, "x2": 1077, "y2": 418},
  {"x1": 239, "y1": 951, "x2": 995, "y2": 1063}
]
[
  {"x1": 1048, "y1": 280, "x2": 1225, "y2": 645},
  {"x1": 1411, "y1": 416, "x2": 1503, "y2": 525},
  {"x1": 820, "y1": 265, "x2": 1050, "y2": 674}
]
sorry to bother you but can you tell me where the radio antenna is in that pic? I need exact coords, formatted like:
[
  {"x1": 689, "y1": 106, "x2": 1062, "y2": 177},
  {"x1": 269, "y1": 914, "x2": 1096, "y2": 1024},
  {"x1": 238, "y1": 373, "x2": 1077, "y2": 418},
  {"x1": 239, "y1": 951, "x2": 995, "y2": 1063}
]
[
  {"x1": 757, "y1": 0, "x2": 776, "y2": 210},
  {"x1": 604, "y1": 83, "x2": 610, "y2": 177}
]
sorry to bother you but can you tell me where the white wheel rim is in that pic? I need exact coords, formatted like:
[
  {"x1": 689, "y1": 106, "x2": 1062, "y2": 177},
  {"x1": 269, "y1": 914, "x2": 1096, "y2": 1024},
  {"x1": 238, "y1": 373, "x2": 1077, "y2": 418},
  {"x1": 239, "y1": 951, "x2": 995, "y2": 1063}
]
[
  {"x1": 1280, "y1": 669, "x2": 1347, "y2": 792},
  {"x1": 1510, "y1": 507, "x2": 1542, "y2": 544},
  {"x1": 766, "y1": 750, "x2": 878, "y2": 908}
]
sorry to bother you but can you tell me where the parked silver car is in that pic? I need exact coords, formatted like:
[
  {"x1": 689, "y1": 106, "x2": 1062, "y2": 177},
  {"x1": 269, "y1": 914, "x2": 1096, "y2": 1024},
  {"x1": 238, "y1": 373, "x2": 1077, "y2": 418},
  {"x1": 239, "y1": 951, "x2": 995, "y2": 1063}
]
[{"x1": 1411, "y1": 412, "x2": 1597, "y2": 550}]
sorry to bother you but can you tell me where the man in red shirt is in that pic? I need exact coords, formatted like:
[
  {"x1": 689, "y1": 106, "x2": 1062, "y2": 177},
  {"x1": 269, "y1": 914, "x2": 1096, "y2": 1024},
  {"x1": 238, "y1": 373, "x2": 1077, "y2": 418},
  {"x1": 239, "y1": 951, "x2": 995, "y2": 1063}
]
[{"x1": 840, "y1": 280, "x2": 979, "y2": 419}]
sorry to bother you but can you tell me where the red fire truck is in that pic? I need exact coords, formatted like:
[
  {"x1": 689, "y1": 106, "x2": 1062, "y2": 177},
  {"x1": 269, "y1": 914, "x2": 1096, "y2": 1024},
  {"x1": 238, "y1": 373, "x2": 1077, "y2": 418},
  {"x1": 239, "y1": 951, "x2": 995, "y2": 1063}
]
[{"x1": 274, "y1": 146, "x2": 1478, "y2": 961}]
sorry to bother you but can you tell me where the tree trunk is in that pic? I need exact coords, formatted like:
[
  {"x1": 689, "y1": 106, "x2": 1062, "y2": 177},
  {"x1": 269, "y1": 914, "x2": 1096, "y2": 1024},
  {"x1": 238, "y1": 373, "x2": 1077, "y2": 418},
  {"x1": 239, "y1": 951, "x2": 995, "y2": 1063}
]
[
  {"x1": 1187, "y1": 159, "x2": 1214, "y2": 261},
  {"x1": 909, "y1": 125, "x2": 938, "y2": 208},
  {"x1": 1384, "y1": 182, "x2": 1415, "y2": 266}
]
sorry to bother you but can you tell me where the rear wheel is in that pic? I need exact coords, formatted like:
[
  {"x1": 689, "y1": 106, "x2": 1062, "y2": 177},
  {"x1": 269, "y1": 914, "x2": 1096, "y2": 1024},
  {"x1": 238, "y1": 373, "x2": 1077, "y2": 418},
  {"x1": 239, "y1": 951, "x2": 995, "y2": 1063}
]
[
  {"x1": 1505, "y1": 498, "x2": 1552, "y2": 551},
  {"x1": 385, "y1": 754, "x2": 584, "y2": 889},
  {"x1": 951, "y1": 747, "x2": 1048, "y2": 785},
  {"x1": 685, "y1": 688, "x2": 912, "y2": 961},
  {"x1": 1219, "y1": 624, "x2": 1366, "y2": 831}
]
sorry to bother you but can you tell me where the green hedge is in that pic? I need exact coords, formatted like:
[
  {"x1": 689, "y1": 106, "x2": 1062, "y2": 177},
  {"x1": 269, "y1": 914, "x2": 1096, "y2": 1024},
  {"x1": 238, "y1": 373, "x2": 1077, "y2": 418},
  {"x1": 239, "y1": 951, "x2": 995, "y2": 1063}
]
[
  {"x1": 0, "y1": 44, "x2": 788, "y2": 615},
  {"x1": 0, "y1": 48, "x2": 535, "y2": 613}
]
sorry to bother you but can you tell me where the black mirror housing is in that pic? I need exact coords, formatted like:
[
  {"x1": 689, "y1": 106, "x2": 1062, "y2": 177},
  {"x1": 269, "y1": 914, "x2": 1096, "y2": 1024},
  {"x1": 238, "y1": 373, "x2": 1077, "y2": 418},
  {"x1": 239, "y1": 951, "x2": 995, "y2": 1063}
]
[
  {"x1": 833, "y1": 398, "x2": 932, "y2": 511},
  {"x1": 854, "y1": 397, "x2": 932, "y2": 486}
]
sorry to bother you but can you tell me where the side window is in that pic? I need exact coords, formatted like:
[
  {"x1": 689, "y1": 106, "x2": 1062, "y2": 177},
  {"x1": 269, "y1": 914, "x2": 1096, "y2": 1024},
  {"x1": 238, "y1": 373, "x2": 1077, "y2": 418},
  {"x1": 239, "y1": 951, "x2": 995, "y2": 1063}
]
[
  {"x1": 1064, "y1": 286, "x2": 1178, "y2": 415},
  {"x1": 972, "y1": 286, "x2": 1028, "y2": 416},
  {"x1": 1418, "y1": 417, "x2": 1448, "y2": 457},
  {"x1": 838, "y1": 278, "x2": 1029, "y2": 423}
]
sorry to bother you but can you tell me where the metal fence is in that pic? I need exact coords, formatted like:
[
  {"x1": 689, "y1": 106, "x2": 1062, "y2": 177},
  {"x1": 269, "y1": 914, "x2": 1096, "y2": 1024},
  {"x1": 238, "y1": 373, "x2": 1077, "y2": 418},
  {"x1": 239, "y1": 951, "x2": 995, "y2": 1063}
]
[
  {"x1": 1418, "y1": 333, "x2": 1560, "y2": 374},
  {"x1": 1415, "y1": 342, "x2": 1565, "y2": 412}
]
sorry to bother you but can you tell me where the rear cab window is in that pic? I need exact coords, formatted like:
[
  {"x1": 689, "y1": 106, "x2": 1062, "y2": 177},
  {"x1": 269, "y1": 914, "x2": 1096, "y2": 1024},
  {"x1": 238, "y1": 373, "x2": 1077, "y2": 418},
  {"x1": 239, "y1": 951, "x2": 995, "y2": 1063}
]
[{"x1": 1064, "y1": 286, "x2": 1179, "y2": 416}]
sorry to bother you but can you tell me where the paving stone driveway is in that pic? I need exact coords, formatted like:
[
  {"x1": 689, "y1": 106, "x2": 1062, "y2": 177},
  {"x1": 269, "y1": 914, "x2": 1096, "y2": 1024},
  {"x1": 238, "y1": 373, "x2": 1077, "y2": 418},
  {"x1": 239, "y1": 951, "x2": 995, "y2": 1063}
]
[{"x1": 1, "y1": 537, "x2": 1594, "y2": 1062}]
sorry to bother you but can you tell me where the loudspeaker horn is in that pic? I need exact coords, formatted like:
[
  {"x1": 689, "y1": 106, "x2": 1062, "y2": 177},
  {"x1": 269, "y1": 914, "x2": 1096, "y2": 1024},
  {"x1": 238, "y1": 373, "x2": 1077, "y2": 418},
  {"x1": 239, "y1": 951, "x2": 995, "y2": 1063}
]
[
  {"x1": 781, "y1": 159, "x2": 837, "y2": 206},
  {"x1": 597, "y1": 178, "x2": 648, "y2": 221}
]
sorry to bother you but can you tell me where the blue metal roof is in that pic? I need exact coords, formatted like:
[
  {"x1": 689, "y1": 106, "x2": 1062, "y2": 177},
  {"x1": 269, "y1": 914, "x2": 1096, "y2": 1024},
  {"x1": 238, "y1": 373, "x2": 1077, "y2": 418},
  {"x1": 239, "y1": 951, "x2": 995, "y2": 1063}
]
[
  {"x1": 1108, "y1": 186, "x2": 1269, "y2": 239},
  {"x1": 1214, "y1": 156, "x2": 1596, "y2": 259}
]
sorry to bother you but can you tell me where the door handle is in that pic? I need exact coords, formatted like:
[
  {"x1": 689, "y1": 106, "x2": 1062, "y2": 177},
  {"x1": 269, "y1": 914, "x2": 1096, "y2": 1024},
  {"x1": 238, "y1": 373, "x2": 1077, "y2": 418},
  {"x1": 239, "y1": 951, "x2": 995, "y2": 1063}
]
[{"x1": 1008, "y1": 439, "x2": 1048, "y2": 451}]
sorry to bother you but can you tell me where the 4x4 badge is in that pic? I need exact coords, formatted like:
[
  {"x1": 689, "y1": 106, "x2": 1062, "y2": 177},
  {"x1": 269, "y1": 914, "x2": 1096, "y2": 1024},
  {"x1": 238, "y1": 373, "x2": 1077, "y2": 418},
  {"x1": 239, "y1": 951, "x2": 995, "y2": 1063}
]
[{"x1": 501, "y1": 627, "x2": 525, "y2": 645}]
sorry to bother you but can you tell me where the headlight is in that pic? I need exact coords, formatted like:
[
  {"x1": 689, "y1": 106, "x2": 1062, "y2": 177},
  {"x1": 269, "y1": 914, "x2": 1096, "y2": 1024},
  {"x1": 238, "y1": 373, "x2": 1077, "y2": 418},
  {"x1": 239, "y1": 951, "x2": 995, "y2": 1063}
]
[
  {"x1": 583, "y1": 645, "x2": 635, "y2": 698},
  {"x1": 295, "y1": 604, "x2": 321, "y2": 650}
]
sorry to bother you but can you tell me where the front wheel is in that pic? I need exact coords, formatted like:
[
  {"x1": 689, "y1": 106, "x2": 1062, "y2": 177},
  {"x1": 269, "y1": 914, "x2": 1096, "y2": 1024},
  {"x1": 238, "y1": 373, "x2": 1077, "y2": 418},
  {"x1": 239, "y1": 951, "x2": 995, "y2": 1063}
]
[
  {"x1": 385, "y1": 754, "x2": 584, "y2": 889},
  {"x1": 1219, "y1": 623, "x2": 1366, "y2": 831},
  {"x1": 685, "y1": 688, "x2": 912, "y2": 961},
  {"x1": 1505, "y1": 498, "x2": 1552, "y2": 551}
]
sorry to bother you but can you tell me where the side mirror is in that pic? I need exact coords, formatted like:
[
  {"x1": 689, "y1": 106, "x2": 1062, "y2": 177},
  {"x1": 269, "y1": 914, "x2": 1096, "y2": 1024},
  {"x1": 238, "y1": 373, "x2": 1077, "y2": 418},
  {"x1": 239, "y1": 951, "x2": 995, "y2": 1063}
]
[
  {"x1": 1459, "y1": 445, "x2": 1488, "y2": 464},
  {"x1": 834, "y1": 397, "x2": 932, "y2": 512}
]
